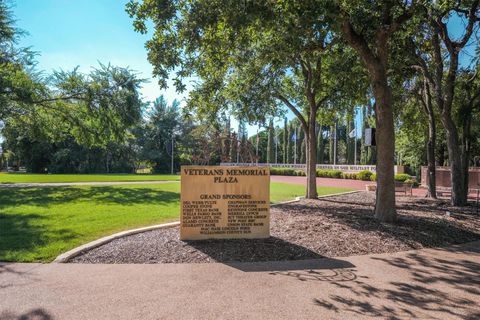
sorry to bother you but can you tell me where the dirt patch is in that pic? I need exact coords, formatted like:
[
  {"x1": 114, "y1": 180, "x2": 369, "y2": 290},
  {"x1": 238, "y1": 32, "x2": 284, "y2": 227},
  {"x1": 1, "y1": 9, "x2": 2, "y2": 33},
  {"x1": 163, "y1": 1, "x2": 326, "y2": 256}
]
[{"x1": 70, "y1": 192, "x2": 480, "y2": 264}]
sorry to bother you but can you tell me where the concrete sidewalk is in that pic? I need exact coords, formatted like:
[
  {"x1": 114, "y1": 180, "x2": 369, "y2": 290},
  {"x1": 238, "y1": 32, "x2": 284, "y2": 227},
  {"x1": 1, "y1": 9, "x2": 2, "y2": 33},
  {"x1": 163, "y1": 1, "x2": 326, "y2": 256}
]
[{"x1": 1, "y1": 241, "x2": 479, "y2": 319}]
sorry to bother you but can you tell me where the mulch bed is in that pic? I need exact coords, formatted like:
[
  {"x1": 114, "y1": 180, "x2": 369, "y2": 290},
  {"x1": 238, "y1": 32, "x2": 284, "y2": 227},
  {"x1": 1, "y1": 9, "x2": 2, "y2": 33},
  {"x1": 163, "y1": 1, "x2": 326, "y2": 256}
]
[{"x1": 70, "y1": 192, "x2": 480, "y2": 264}]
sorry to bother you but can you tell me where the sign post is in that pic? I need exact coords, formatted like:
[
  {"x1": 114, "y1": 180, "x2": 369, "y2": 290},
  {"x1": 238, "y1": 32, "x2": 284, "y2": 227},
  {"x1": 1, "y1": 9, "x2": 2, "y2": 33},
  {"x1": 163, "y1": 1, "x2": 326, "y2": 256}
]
[{"x1": 180, "y1": 166, "x2": 270, "y2": 240}]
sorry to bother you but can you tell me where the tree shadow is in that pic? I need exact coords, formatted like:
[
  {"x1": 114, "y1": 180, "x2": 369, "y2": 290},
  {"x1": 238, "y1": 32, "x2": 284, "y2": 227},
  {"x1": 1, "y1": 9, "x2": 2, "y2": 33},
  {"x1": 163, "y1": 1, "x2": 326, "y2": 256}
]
[
  {"x1": 185, "y1": 237, "x2": 355, "y2": 272},
  {"x1": 0, "y1": 186, "x2": 179, "y2": 208},
  {"x1": 0, "y1": 308, "x2": 54, "y2": 320},
  {"x1": 0, "y1": 213, "x2": 77, "y2": 262},
  {"x1": 281, "y1": 192, "x2": 480, "y2": 252},
  {"x1": 311, "y1": 244, "x2": 480, "y2": 319}
]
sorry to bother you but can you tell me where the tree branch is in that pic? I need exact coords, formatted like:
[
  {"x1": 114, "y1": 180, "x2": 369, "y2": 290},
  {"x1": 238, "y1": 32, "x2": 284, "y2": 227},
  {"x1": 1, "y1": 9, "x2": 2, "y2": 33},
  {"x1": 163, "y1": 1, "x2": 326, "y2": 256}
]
[{"x1": 276, "y1": 93, "x2": 308, "y2": 131}]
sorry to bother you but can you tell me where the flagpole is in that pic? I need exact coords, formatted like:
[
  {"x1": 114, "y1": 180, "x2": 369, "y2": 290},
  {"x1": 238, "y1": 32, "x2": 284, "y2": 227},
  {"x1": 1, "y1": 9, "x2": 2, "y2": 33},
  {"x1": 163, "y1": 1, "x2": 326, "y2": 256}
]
[
  {"x1": 354, "y1": 109, "x2": 357, "y2": 165},
  {"x1": 275, "y1": 133, "x2": 278, "y2": 164},
  {"x1": 294, "y1": 126, "x2": 297, "y2": 165},
  {"x1": 256, "y1": 127, "x2": 259, "y2": 164}
]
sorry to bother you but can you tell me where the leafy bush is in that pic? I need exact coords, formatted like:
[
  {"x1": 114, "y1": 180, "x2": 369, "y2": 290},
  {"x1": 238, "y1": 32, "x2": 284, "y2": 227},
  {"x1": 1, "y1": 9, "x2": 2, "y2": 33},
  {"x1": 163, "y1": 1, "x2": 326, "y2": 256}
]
[
  {"x1": 342, "y1": 172, "x2": 358, "y2": 180},
  {"x1": 404, "y1": 178, "x2": 419, "y2": 188},
  {"x1": 357, "y1": 170, "x2": 373, "y2": 181},
  {"x1": 394, "y1": 173, "x2": 411, "y2": 182},
  {"x1": 316, "y1": 170, "x2": 342, "y2": 178},
  {"x1": 270, "y1": 168, "x2": 297, "y2": 176},
  {"x1": 295, "y1": 170, "x2": 306, "y2": 176},
  {"x1": 370, "y1": 174, "x2": 377, "y2": 181}
]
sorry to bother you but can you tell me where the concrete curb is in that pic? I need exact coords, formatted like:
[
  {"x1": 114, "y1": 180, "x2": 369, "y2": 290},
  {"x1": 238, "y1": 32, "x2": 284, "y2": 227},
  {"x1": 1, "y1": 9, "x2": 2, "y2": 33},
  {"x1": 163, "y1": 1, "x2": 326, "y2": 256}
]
[
  {"x1": 53, "y1": 190, "x2": 359, "y2": 263},
  {"x1": 53, "y1": 222, "x2": 180, "y2": 263},
  {"x1": 318, "y1": 190, "x2": 361, "y2": 198}
]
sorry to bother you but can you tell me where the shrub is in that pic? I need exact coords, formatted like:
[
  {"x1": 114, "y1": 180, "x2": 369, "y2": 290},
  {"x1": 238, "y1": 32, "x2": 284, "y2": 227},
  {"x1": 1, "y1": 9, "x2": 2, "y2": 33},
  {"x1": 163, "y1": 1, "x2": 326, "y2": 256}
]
[
  {"x1": 394, "y1": 173, "x2": 411, "y2": 182},
  {"x1": 316, "y1": 169, "x2": 342, "y2": 179},
  {"x1": 404, "y1": 178, "x2": 419, "y2": 188},
  {"x1": 370, "y1": 174, "x2": 377, "y2": 181},
  {"x1": 295, "y1": 170, "x2": 306, "y2": 176},
  {"x1": 357, "y1": 170, "x2": 373, "y2": 181},
  {"x1": 269, "y1": 168, "x2": 297, "y2": 176},
  {"x1": 342, "y1": 172, "x2": 358, "y2": 180}
]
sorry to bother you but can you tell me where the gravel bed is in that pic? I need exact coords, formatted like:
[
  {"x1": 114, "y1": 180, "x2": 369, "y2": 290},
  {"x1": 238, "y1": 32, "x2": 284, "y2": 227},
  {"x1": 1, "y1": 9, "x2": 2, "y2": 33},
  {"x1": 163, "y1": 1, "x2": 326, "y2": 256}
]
[{"x1": 70, "y1": 192, "x2": 480, "y2": 264}]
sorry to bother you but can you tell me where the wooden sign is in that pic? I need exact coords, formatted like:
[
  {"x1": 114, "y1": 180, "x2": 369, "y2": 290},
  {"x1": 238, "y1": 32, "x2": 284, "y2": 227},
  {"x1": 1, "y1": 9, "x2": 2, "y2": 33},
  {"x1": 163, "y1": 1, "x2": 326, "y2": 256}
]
[{"x1": 180, "y1": 166, "x2": 270, "y2": 240}]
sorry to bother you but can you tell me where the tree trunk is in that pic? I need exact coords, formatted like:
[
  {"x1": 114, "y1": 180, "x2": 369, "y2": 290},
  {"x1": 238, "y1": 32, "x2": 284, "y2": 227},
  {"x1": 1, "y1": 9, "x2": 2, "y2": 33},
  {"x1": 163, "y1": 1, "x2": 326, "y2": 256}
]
[
  {"x1": 442, "y1": 114, "x2": 467, "y2": 206},
  {"x1": 372, "y1": 76, "x2": 397, "y2": 222},
  {"x1": 426, "y1": 117, "x2": 437, "y2": 198},
  {"x1": 306, "y1": 109, "x2": 318, "y2": 199},
  {"x1": 420, "y1": 80, "x2": 437, "y2": 198},
  {"x1": 461, "y1": 113, "x2": 472, "y2": 204}
]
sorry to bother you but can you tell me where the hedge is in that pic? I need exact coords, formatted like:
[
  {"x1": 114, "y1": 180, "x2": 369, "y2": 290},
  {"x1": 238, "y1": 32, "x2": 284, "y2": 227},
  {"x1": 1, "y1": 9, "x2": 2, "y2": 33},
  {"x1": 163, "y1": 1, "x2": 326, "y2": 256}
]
[
  {"x1": 342, "y1": 172, "x2": 358, "y2": 180},
  {"x1": 316, "y1": 169, "x2": 343, "y2": 178},
  {"x1": 394, "y1": 173, "x2": 411, "y2": 182},
  {"x1": 269, "y1": 168, "x2": 297, "y2": 176},
  {"x1": 357, "y1": 170, "x2": 373, "y2": 181},
  {"x1": 269, "y1": 168, "x2": 413, "y2": 184}
]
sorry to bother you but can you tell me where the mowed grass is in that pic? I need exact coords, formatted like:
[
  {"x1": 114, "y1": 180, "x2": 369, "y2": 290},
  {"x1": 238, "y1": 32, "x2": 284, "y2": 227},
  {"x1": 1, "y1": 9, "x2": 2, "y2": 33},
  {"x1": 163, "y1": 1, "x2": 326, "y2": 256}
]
[
  {"x1": 0, "y1": 182, "x2": 352, "y2": 262},
  {"x1": 0, "y1": 172, "x2": 179, "y2": 184}
]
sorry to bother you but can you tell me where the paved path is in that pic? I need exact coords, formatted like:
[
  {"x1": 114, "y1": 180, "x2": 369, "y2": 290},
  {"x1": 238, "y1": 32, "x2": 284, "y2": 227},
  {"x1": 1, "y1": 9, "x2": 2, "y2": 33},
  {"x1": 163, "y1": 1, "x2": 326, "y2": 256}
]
[
  {"x1": 0, "y1": 180, "x2": 179, "y2": 188},
  {"x1": 271, "y1": 175, "x2": 480, "y2": 199},
  {"x1": 1, "y1": 241, "x2": 479, "y2": 319},
  {"x1": 272, "y1": 175, "x2": 373, "y2": 190}
]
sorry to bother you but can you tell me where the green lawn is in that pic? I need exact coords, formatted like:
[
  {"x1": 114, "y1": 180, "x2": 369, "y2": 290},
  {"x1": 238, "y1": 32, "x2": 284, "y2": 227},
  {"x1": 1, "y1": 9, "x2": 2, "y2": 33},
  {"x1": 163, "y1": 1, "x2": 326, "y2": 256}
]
[
  {"x1": 0, "y1": 173, "x2": 180, "y2": 184},
  {"x1": 0, "y1": 182, "x2": 351, "y2": 262}
]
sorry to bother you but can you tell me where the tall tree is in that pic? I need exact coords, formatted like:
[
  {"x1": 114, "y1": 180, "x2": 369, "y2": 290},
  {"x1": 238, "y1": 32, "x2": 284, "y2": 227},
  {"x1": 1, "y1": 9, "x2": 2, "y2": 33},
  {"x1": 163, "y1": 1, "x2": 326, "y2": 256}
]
[
  {"x1": 410, "y1": 1, "x2": 480, "y2": 205},
  {"x1": 335, "y1": 1, "x2": 415, "y2": 222},
  {"x1": 127, "y1": 0, "x2": 364, "y2": 199}
]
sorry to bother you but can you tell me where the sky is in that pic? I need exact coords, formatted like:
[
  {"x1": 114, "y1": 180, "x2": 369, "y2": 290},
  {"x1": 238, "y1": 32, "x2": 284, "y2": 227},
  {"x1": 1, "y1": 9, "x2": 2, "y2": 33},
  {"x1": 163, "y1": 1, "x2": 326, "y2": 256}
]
[
  {"x1": 12, "y1": 0, "x2": 291, "y2": 136},
  {"x1": 11, "y1": 1, "x2": 479, "y2": 138},
  {"x1": 14, "y1": 0, "x2": 179, "y2": 103}
]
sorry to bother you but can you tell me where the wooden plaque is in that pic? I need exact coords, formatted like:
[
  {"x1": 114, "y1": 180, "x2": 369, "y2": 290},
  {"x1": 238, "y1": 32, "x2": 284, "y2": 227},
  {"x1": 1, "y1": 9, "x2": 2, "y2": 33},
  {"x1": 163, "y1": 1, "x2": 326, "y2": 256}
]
[{"x1": 180, "y1": 166, "x2": 270, "y2": 240}]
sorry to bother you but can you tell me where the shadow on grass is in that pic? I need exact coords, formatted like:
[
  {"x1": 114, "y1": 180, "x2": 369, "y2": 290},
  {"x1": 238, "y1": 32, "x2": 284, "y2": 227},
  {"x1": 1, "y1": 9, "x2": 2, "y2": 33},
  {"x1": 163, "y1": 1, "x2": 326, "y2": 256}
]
[
  {"x1": 0, "y1": 186, "x2": 179, "y2": 207},
  {"x1": 0, "y1": 213, "x2": 77, "y2": 262},
  {"x1": 312, "y1": 244, "x2": 480, "y2": 319}
]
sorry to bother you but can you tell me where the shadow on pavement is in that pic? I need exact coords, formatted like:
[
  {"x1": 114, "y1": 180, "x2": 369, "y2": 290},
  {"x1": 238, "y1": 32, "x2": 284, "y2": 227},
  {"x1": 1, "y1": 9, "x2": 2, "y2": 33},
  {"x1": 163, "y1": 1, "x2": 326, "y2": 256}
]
[
  {"x1": 311, "y1": 243, "x2": 480, "y2": 319},
  {"x1": 226, "y1": 258, "x2": 355, "y2": 273},
  {"x1": 0, "y1": 308, "x2": 54, "y2": 320}
]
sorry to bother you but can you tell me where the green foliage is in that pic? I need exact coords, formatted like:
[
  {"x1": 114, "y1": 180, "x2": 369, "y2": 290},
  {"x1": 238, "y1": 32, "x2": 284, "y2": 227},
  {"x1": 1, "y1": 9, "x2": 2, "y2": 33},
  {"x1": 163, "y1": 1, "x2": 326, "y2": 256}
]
[
  {"x1": 357, "y1": 170, "x2": 373, "y2": 181},
  {"x1": 316, "y1": 170, "x2": 343, "y2": 179},
  {"x1": 404, "y1": 178, "x2": 419, "y2": 188},
  {"x1": 394, "y1": 174, "x2": 412, "y2": 182},
  {"x1": 370, "y1": 173, "x2": 377, "y2": 181},
  {"x1": 341, "y1": 172, "x2": 358, "y2": 180},
  {"x1": 295, "y1": 170, "x2": 306, "y2": 176},
  {"x1": 269, "y1": 168, "x2": 297, "y2": 176}
]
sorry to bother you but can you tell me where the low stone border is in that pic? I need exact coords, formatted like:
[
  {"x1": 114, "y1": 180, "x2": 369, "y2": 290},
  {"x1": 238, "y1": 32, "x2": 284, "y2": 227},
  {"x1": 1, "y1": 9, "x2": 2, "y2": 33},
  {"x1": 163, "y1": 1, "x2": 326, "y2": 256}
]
[
  {"x1": 318, "y1": 190, "x2": 361, "y2": 198},
  {"x1": 54, "y1": 190, "x2": 358, "y2": 263},
  {"x1": 53, "y1": 222, "x2": 180, "y2": 263}
]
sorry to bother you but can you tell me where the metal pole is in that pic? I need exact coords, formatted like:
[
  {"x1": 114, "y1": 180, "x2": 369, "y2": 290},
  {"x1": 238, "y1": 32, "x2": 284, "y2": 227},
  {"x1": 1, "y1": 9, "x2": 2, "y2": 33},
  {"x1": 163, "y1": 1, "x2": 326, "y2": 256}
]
[
  {"x1": 171, "y1": 135, "x2": 174, "y2": 175},
  {"x1": 275, "y1": 133, "x2": 278, "y2": 164},
  {"x1": 294, "y1": 126, "x2": 297, "y2": 165},
  {"x1": 255, "y1": 128, "x2": 259, "y2": 164},
  {"x1": 236, "y1": 139, "x2": 239, "y2": 164},
  {"x1": 333, "y1": 122, "x2": 337, "y2": 165},
  {"x1": 354, "y1": 116, "x2": 357, "y2": 165}
]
